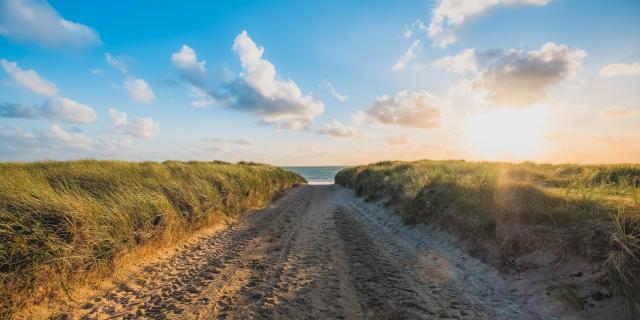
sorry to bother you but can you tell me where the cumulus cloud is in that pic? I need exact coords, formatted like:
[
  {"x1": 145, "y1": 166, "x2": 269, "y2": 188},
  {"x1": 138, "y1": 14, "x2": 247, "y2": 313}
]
[
  {"x1": 0, "y1": 124, "x2": 93, "y2": 158},
  {"x1": 48, "y1": 124, "x2": 92, "y2": 148},
  {"x1": 323, "y1": 80, "x2": 348, "y2": 102},
  {"x1": 39, "y1": 98, "x2": 98, "y2": 123},
  {"x1": 316, "y1": 119, "x2": 362, "y2": 138},
  {"x1": 446, "y1": 42, "x2": 586, "y2": 107},
  {"x1": 124, "y1": 77, "x2": 156, "y2": 104},
  {"x1": 105, "y1": 53, "x2": 128, "y2": 74},
  {"x1": 0, "y1": 0, "x2": 100, "y2": 48},
  {"x1": 125, "y1": 118, "x2": 159, "y2": 139},
  {"x1": 363, "y1": 90, "x2": 442, "y2": 129},
  {"x1": 433, "y1": 49, "x2": 479, "y2": 74},
  {"x1": 599, "y1": 63, "x2": 640, "y2": 78},
  {"x1": 226, "y1": 31, "x2": 324, "y2": 129},
  {"x1": 171, "y1": 45, "x2": 207, "y2": 85},
  {"x1": 168, "y1": 31, "x2": 324, "y2": 130},
  {"x1": 428, "y1": 0, "x2": 551, "y2": 48},
  {"x1": 107, "y1": 108, "x2": 127, "y2": 127},
  {"x1": 392, "y1": 39, "x2": 422, "y2": 71},
  {"x1": 0, "y1": 98, "x2": 97, "y2": 124},
  {"x1": 108, "y1": 108, "x2": 159, "y2": 139},
  {"x1": 104, "y1": 54, "x2": 155, "y2": 105},
  {"x1": 189, "y1": 86, "x2": 217, "y2": 108},
  {"x1": 599, "y1": 107, "x2": 639, "y2": 119},
  {"x1": 1, "y1": 59, "x2": 58, "y2": 96},
  {"x1": 474, "y1": 43, "x2": 585, "y2": 106},
  {"x1": 0, "y1": 126, "x2": 36, "y2": 154},
  {"x1": 352, "y1": 110, "x2": 367, "y2": 126},
  {"x1": 171, "y1": 45, "x2": 218, "y2": 108}
]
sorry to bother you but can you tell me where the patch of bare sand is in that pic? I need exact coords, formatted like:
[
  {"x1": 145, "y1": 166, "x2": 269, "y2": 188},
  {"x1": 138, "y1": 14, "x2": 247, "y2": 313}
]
[{"x1": 23, "y1": 185, "x2": 621, "y2": 319}]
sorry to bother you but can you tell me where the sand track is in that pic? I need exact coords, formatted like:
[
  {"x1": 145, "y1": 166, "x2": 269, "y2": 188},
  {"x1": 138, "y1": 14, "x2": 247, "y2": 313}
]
[{"x1": 67, "y1": 185, "x2": 542, "y2": 319}]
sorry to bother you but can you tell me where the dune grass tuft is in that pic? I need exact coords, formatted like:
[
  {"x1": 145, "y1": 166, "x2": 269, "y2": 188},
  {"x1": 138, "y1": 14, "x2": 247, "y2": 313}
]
[
  {"x1": 0, "y1": 160, "x2": 304, "y2": 318},
  {"x1": 336, "y1": 159, "x2": 640, "y2": 313}
]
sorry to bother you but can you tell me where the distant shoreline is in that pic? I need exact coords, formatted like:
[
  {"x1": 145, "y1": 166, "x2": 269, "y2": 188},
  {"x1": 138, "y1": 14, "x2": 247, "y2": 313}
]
[{"x1": 282, "y1": 166, "x2": 345, "y2": 185}]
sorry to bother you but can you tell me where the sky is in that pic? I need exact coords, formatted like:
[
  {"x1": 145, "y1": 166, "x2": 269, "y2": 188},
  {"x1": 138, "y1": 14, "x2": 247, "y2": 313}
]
[{"x1": 1, "y1": 0, "x2": 639, "y2": 166}]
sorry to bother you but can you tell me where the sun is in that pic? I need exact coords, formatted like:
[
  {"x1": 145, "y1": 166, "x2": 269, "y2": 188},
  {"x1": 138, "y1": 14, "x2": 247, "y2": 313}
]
[{"x1": 464, "y1": 107, "x2": 548, "y2": 161}]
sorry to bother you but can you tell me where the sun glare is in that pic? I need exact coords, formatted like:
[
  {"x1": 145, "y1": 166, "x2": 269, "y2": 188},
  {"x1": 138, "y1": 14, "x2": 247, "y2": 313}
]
[{"x1": 464, "y1": 107, "x2": 548, "y2": 161}]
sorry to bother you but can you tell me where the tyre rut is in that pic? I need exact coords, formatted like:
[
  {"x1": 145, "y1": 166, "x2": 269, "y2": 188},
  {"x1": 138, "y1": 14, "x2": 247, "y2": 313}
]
[{"x1": 61, "y1": 185, "x2": 542, "y2": 320}]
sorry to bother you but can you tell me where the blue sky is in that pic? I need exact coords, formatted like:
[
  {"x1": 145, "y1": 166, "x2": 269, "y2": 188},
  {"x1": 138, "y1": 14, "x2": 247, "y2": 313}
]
[{"x1": 1, "y1": 0, "x2": 639, "y2": 165}]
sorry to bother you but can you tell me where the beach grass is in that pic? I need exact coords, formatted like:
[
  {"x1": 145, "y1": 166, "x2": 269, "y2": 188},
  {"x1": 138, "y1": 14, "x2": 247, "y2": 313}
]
[
  {"x1": 0, "y1": 160, "x2": 305, "y2": 318},
  {"x1": 336, "y1": 159, "x2": 640, "y2": 312}
]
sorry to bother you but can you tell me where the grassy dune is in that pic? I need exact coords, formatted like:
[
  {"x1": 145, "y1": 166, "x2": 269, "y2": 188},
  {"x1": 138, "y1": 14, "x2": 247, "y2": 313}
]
[
  {"x1": 0, "y1": 160, "x2": 305, "y2": 317},
  {"x1": 336, "y1": 160, "x2": 640, "y2": 312}
]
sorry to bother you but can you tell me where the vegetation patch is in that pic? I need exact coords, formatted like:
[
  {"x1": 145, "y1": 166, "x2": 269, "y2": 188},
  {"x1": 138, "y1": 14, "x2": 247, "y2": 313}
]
[
  {"x1": 0, "y1": 160, "x2": 304, "y2": 318},
  {"x1": 336, "y1": 160, "x2": 640, "y2": 314}
]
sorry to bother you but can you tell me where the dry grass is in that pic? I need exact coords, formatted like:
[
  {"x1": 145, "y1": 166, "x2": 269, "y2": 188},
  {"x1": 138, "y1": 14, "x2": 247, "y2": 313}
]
[
  {"x1": 0, "y1": 160, "x2": 304, "y2": 318},
  {"x1": 336, "y1": 159, "x2": 640, "y2": 313},
  {"x1": 606, "y1": 212, "x2": 640, "y2": 314}
]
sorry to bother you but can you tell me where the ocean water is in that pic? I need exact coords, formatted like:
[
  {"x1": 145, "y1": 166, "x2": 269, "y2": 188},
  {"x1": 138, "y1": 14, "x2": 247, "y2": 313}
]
[{"x1": 282, "y1": 166, "x2": 346, "y2": 184}]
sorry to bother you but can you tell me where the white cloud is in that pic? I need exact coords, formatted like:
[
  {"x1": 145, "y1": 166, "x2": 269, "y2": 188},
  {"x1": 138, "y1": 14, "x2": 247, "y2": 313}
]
[
  {"x1": 170, "y1": 46, "x2": 218, "y2": 108},
  {"x1": 0, "y1": 0, "x2": 100, "y2": 47},
  {"x1": 352, "y1": 110, "x2": 367, "y2": 126},
  {"x1": 105, "y1": 53, "x2": 128, "y2": 74},
  {"x1": 189, "y1": 86, "x2": 217, "y2": 108},
  {"x1": 445, "y1": 78, "x2": 487, "y2": 110},
  {"x1": 599, "y1": 107, "x2": 639, "y2": 119},
  {"x1": 363, "y1": 90, "x2": 442, "y2": 129},
  {"x1": 108, "y1": 108, "x2": 128, "y2": 127},
  {"x1": 0, "y1": 98, "x2": 97, "y2": 124},
  {"x1": 470, "y1": 42, "x2": 586, "y2": 106},
  {"x1": 40, "y1": 98, "x2": 98, "y2": 124},
  {"x1": 403, "y1": 20, "x2": 428, "y2": 39},
  {"x1": 167, "y1": 31, "x2": 324, "y2": 130},
  {"x1": 316, "y1": 119, "x2": 362, "y2": 138},
  {"x1": 126, "y1": 118, "x2": 159, "y2": 139},
  {"x1": 105, "y1": 54, "x2": 156, "y2": 105},
  {"x1": 428, "y1": 0, "x2": 551, "y2": 48},
  {"x1": 0, "y1": 126, "x2": 37, "y2": 154},
  {"x1": 0, "y1": 59, "x2": 58, "y2": 96},
  {"x1": 434, "y1": 48, "x2": 479, "y2": 74},
  {"x1": 108, "y1": 108, "x2": 159, "y2": 139},
  {"x1": 226, "y1": 30, "x2": 324, "y2": 129},
  {"x1": 599, "y1": 63, "x2": 640, "y2": 78},
  {"x1": 0, "y1": 124, "x2": 92, "y2": 156},
  {"x1": 48, "y1": 124, "x2": 92, "y2": 149},
  {"x1": 323, "y1": 80, "x2": 348, "y2": 102},
  {"x1": 171, "y1": 45, "x2": 207, "y2": 85},
  {"x1": 124, "y1": 77, "x2": 156, "y2": 104},
  {"x1": 392, "y1": 39, "x2": 422, "y2": 71}
]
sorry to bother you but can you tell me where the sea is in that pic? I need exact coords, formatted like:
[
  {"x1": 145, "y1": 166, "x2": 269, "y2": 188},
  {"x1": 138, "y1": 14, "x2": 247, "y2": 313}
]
[{"x1": 281, "y1": 166, "x2": 346, "y2": 184}]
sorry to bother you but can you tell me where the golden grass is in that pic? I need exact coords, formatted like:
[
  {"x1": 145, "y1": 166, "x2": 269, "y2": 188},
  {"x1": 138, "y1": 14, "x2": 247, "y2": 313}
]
[
  {"x1": 0, "y1": 160, "x2": 305, "y2": 318},
  {"x1": 336, "y1": 159, "x2": 640, "y2": 312}
]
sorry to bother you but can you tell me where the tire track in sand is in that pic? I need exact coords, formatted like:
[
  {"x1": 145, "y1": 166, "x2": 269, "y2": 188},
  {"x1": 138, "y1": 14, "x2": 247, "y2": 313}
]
[{"x1": 59, "y1": 185, "x2": 542, "y2": 320}]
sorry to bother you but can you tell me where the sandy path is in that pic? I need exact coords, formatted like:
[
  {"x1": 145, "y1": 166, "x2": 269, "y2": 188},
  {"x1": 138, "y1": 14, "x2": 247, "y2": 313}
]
[{"x1": 69, "y1": 185, "x2": 542, "y2": 319}]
